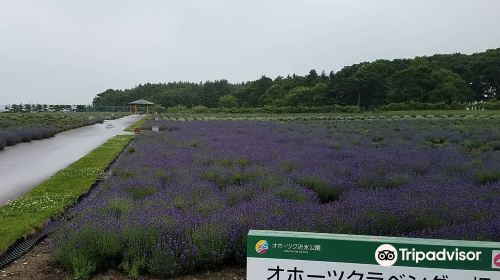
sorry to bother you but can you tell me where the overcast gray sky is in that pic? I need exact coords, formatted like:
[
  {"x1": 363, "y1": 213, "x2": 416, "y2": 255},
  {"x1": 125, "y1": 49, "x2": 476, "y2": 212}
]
[{"x1": 1, "y1": 0, "x2": 499, "y2": 104}]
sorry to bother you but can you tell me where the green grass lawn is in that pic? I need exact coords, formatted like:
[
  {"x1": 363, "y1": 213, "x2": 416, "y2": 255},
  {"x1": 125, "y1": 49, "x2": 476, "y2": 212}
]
[
  {"x1": 0, "y1": 135, "x2": 134, "y2": 252},
  {"x1": 124, "y1": 115, "x2": 147, "y2": 132}
]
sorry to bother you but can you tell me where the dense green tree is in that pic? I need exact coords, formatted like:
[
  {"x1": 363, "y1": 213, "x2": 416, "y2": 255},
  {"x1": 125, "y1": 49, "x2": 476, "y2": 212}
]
[
  {"x1": 259, "y1": 84, "x2": 286, "y2": 105},
  {"x1": 468, "y1": 49, "x2": 500, "y2": 100},
  {"x1": 351, "y1": 60, "x2": 398, "y2": 109},
  {"x1": 91, "y1": 48, "x2": 500, "y2": 110},
  {"x1": 284, "y1": 86, "x2": 311, "y2": 107},
  {"x1": 305, "y1": 69, "x2": 319, "y2": 86},
  {"x1": 387, "y1": 62, "x2": 471, "y2": 103},
  {"x1": 428, "y1": 69, "x2": 472, "y2": 103},
  {"x1": 219, "y1": 94, "x2": 239, "y2": 108},
  {"x1": 387, "y1": 63, "x2": 436, "y2": 103},
  {"x1": 310, "y1": 83, "x2": 329, "y2": 105},
  {"x1": 331, "y1": 63, "x2": 366, "y2": 106}
]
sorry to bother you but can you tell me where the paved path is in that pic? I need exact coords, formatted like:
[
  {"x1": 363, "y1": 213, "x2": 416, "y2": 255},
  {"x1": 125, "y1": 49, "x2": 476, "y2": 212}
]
[{"x1": 0, "y1": 114, "x2": 142, "y2": 205}]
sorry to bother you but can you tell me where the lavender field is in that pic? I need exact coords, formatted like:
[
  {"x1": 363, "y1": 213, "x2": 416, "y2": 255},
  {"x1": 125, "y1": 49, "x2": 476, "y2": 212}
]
[
  {"x1": 53, "y1": 118, "x2": 500, "y2": 278},
  {"x1": 0, "y1": 112, "x2": 129, "y2": 150}
]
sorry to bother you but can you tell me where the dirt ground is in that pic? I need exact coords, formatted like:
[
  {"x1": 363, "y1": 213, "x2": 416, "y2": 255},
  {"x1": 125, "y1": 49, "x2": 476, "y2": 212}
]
[{"x1": 1, "y1": 239, "x2": 246, "y2": 280}]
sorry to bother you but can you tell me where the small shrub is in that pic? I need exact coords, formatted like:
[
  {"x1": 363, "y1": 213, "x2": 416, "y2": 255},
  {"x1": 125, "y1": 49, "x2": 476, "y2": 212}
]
[
  {"x1": 358, "y1": 177, "x2": 384, "y2": 189},
  {"x1": 148, "y1": 248, "x2": 182, "y2": 278},
  {"x1": 280, "y1": 162, "x2": 299, "y2": 173},
  {"x1": 409, "y1": 212, "x2": 443, "y2": 232},
  {"x1": 195, "y1": 199, "x2": 224, "y2": 216},
  {"x1": 216, "y1": 158, "x2": 251, "y2": 167},
  {"x1": 166, "y1": 105, "x2": 188, "y2": 113},
  {"x1": 187, "y1": 141, "x2": 199, "y2": 147},
  {"x1": 173, "y1": 195, "x2": 188, "y2": 210},
  {"x1": 462, "y1": 139, "x2": 488, "y2": 152},
  {"x1": 101, "y1": 198, "x2": 131, "y2": 218},
  {"x1": 113, "y1": 169, "x2": 136, "y2": 179},
  {"x1": 191, "y1": 223, "x2": 228, "y2": 268},
  {"x1": 372, "y1": 136, "x2": 384, "y2": 143},
  {"x1": 431, "y1": 137, "x2": 447, "y2": 144},
  {"x1": 413, "y1": 162, "x2": 430, "y2": 175},
  {"x1": 126, "y1": 186, "x2": 156, "y2": 200},
  {"x1": 330, "y1": 143, "x2": 342, "y2": 150},
  {"x1": 54, "y1": 225, "x2": 122, "y2": 279},
  {"x1": 387, "y1": 176, "x2": 410, "y2": 188},
  {"x1": 363, "y1": 211, "x2": 401, "y2": 235},
  {"x1": 471, "y1": 159, "x2": 483, "y2": 167},
  {"x1": 192, "y1": 105, "x2": 209, "y2": 114},
  {"x1": 477, "y1": 171, "x2": 500, "y2": 185},
  {"x1": 488, "y1": 140, "x2": 500, "y2": 151},
  {"x1": 297, "y1": 177, "x2": 340, "y2": 203},
  {"x1": 202, "y1": 170, "x2": 226, "y2": 188},
  {"x1": 234, "y1": 172, "x2": 258, "y2": 185},
  {"x1": 226, "y1": 187, "x2": 255, "y2": 206},
  {"x1": 121, "y1": 228, "x2": 158, "y2": 279},
  {"x1": 276, "y1": 188, "x2": 308, "y2": 203},
  {"x1": 202, "y1": 169, "x2": 258, "y2": 189},
  {"x1": 444, "y1": 163, "x2": 469, "y2": 176},
  {"x1": 260, "y1": 176, "x2": 283, "y2": 190}
]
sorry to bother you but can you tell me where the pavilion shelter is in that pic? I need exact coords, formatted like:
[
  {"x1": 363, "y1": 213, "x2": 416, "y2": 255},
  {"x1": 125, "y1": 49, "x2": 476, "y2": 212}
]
[{"x1": 128, "y1": 99, "x2": 154, "y2": 114}]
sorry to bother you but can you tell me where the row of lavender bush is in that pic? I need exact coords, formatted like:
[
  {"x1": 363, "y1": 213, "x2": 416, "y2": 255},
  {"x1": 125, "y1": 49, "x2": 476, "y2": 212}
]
[
  {"x1": 53, "y1": 118, "x2": 500, "y2": 279},
  {"x1": 0, "y1": 127, "x2": 57, "y2": 149},
  {"x1": 0, "y1": 113, "x2": 129, "y2": 149}
]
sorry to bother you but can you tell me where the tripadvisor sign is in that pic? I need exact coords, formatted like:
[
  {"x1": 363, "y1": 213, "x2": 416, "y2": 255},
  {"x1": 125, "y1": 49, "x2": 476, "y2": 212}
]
[
  {"x1": 247, "y1": 230, "x2": 500, "y2": 280},
  {"x1": 398, "y1": 248, "x2": 482, "y2": 264},
  {"x1": 375, "y1": 245, "x2": 484, "y2": 266}
]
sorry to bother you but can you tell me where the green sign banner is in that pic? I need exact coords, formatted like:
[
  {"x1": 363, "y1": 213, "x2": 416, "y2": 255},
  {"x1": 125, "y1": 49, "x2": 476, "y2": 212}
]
[{"x1": 247, "y1": 230, "x2": 500, "y2": 280}]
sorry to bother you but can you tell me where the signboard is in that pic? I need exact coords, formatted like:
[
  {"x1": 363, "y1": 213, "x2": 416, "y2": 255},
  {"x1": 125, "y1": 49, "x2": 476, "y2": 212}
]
[{"x1": 247, "y1": 230, "x2": 500, "y2": 280}]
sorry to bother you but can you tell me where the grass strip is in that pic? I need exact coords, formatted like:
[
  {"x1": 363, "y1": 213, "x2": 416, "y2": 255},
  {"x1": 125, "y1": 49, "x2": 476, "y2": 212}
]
[
  {"x1": 0, "y1": 135, "x2": 134, "y2": 252},
  {"x1": 124, "y1": 115, "x2": 147, "y2": 132}
]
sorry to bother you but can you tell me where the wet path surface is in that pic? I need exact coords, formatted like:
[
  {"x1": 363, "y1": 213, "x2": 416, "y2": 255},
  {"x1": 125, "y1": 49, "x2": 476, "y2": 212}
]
[{"x1": 0, "y1": 115, "x2": 142, "y2": 205}]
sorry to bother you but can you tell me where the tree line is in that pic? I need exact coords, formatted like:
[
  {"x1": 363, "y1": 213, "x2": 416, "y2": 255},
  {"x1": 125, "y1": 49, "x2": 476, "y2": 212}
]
[{"x1": 93, "y1": 48, "x2": 500, "y2": 111}]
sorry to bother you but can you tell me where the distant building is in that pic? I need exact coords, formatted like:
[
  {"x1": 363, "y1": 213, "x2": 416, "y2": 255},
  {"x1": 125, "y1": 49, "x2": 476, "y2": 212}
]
[{"x1": 128, "y1": 99, "x2": 154, "y2": 114}]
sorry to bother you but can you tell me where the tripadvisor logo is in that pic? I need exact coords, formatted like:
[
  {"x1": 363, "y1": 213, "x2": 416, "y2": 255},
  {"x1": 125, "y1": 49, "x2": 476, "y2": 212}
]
[
  {"x1": 375, "y1": 244, "x2": 483, "y2": 266},
  {"x1": 375, "y1": 244, "x2": 398, "y2": 266}
]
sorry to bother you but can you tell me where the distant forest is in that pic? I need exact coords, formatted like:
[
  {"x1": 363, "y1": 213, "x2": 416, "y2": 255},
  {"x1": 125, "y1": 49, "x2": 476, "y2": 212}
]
[{"x1": 93, "y1": 48, "x2": 500, "y2": 111}]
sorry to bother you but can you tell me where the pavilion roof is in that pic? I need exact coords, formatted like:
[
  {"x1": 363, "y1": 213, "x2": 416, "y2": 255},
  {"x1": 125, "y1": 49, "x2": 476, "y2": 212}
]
[{"x1": 129, "y1": 99, "x2": 154, "y2": 105}]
